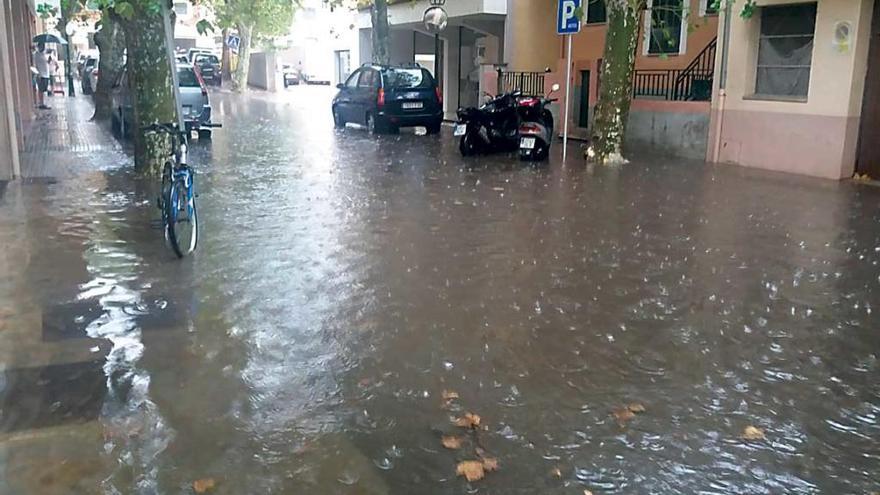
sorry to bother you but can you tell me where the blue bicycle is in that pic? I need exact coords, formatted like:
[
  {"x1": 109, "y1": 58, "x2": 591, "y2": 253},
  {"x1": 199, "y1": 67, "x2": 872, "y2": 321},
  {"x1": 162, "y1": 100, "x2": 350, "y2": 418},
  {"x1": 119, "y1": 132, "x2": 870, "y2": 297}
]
[{"x1": 143, "y1": 122, "x2": 220, "y2": 258}]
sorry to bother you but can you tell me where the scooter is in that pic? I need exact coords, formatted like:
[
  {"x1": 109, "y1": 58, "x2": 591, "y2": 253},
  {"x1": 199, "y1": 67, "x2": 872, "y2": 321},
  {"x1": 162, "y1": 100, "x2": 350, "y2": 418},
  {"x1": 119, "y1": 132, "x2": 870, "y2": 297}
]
[
  {"x1": 454, "y1": 91, "x2": 522, "y2": 156},
  {"x1": 517, "y1": 83, "x2": 560, "y2": 161}
]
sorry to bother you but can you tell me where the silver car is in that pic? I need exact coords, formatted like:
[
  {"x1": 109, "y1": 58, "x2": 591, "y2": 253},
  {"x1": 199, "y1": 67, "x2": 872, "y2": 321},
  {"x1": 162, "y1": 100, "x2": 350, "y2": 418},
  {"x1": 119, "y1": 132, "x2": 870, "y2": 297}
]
[{"x1": 111, "y1": 63, "x2": 214, "y2": 140}]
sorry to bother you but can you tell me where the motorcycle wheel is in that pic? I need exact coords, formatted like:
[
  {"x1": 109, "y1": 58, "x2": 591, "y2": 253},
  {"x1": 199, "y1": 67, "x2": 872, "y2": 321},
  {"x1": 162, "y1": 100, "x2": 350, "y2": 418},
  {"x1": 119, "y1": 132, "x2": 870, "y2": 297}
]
[{"x1": 459, "y1": 133, "x2": 477, "y2": 156}]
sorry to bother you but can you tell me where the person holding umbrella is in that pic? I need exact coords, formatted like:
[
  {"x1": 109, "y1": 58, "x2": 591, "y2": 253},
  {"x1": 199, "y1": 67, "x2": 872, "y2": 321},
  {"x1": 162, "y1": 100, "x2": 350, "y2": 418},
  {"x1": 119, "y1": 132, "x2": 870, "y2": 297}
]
[{"x1": 32, "y1": 43, "x2": 50, "y2": 109}]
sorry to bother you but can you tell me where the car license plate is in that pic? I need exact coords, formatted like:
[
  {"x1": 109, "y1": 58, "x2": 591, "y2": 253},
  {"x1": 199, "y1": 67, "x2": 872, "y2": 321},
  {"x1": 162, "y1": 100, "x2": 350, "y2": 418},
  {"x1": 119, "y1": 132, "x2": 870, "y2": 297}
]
[
  {"x1": 402, "y1": 102, "x2": 423, "y2": 110},
  {"x1": 520, "y1": 137, "x2": 536, "y2": 149},
  {"x1": 454, "y1": 124, "x2": 467, "y2": 136}
]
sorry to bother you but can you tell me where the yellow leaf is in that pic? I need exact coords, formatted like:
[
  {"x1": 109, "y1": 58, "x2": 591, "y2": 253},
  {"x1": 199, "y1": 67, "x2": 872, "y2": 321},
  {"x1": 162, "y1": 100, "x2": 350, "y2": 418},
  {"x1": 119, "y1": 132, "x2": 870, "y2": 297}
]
[
  {"x1": 551, "y1": 467, "x2": 562, "y2": 478},
  {"x1": 742, "y1": 425, "x2": 765, "y2": 441},
  {"x1": 627, "y1": 403, "x2": 646, "y2": 413},
  {"x1": 442, "y1": 390, "x2": 459, "y2": 400},
  {"x1": 441, "y1": 435, "x2": 462, "y2": 449},
  {"x1": 456, "y1": 460, "x2": 485, "y2": 481},
  {"x1": 192, "y1": 478, "x2": 216, "y2": 494},
  {"x1": 584, "y1": 490, "x2": 594, "y2": 495},
  {"x1": 612, "y1": 407, "x2": 635, "y2": 425},
  {"x1": 481, "y1": 457, "x2": 499, "y2": 472},
  {"x1": 453, "y1": 412, "x2": 481, "y2": 428}
]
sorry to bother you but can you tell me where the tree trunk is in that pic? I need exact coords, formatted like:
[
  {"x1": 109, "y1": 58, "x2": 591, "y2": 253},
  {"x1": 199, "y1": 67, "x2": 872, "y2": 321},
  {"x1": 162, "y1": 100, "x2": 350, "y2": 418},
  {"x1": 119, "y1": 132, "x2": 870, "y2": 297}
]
[
  {"x1": 120, "y1": 1, "x2": 178, "y2": 175},
  {"x1": 92, "y1": 16, "x2": 125, "y2": 121},
  {"x1": 587, "y1": 0, "x2": 642, "y2": 165},
  {"x1": 221, "y1": 27, "x2": 231, "y2": 85},
  {"x1": 231, "y1": 23, "x2": 252, "y2": 92},
  {"x1": 370, "y1": 0, "x2": 390, "y2": 65}
]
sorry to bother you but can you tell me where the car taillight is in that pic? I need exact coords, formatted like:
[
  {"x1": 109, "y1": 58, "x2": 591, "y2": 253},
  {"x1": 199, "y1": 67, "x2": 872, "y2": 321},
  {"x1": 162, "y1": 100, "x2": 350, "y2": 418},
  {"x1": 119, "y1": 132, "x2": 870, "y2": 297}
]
[
  {"x1": 377, "y1": 88, "x2": 385, "y2": 108},
  {"x1": 519, "y1": 123, "x2": 541, "y2": 134},
  {"x1": 435, "y1": 86, "x2": 442, "y2": 105}
]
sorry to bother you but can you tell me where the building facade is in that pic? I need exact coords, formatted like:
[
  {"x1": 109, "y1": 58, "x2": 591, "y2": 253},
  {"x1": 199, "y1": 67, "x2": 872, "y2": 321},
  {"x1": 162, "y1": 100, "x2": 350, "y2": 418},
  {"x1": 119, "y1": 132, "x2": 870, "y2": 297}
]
[
  {"x1": 708, "y1": 0, "x2": 877, "y2": 180},
  {"x1": 356, "y1": 0, "x2": 508, "y2": 118},
  {"x1": 1, "y1": 0, "x2": 38, "y2": 180}
]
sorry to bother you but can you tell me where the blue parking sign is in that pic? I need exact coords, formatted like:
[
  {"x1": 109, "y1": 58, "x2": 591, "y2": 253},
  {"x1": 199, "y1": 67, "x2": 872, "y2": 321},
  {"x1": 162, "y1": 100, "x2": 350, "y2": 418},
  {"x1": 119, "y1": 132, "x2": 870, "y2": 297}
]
[{"x1": 557, "y1": 0, "x2": 582, "y2": 34}]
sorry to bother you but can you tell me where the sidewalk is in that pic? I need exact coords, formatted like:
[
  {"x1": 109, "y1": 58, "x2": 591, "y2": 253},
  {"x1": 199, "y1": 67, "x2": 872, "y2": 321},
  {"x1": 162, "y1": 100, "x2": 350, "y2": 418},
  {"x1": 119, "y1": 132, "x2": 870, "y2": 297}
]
[{"x1": 19, "y1": 95, "x2": 125, "y2": 179}]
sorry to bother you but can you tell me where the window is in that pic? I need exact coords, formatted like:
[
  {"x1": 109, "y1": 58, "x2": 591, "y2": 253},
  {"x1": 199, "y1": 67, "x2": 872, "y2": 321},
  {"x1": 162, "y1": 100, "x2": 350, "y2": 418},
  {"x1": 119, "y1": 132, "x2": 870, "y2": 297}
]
[
  {"x1": 173, "y1": 2, "x2": 188, "y2": 16},
  {"x1": 586, "y1": 0, "x2": 607, "y2": 24},
  {"x1": 382, "y1": 68, "x2": 434, "y2": 89},
  {"x1": 646, "y1": 0, "x2": 686, "y2": 55},
  {"x1": 177, "y1": 67, "x2": 200, "y2": 88},
  {"x1": 700, "y1": 0, "x2": 718, "y2": 16},
  {"x1": 754, "y1": 3, "x2": 816, "y2": 99},
  {"x1": 345, "y1": 70, "x2": 360, "y2": 88},
  {"x1": 357, "y1": 69, "x2": 375, "y2": 88}
]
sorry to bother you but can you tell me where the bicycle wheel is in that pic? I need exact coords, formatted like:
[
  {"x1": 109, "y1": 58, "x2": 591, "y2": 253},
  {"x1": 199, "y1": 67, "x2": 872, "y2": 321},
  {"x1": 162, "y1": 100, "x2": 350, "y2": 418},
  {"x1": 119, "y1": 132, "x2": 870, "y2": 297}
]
[{"x1": 165, "y1": 178, "x2": 198, "y2": 258}]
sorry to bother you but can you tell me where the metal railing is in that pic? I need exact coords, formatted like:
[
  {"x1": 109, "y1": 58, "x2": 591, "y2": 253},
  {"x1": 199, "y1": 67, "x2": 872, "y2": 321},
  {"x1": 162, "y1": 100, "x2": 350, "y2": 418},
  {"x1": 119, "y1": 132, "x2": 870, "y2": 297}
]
[
  {"x1": 632, "y1": 37, "x2": 716, "y2": 101},
  {"x1": 497, "y1": 70, "x2": 546, "y2": 96}
]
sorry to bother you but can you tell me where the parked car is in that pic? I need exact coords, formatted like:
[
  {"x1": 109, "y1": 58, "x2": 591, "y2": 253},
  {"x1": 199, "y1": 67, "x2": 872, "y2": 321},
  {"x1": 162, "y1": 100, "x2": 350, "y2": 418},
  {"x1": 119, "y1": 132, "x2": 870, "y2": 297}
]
[
  {"x1": 281, "y1": 64, "x2": 299, "y2": 88},
  {"x1": 81, "y1": 56, "x2": 98, "y2": 94},
  {"x1": 331, "y1": 64, "x2": 443, "y2": 134},
  {"x1": 193, "y1": 53, "x2": 221, "y2": 86},
  {"x1": 111, "y1": 64, "x2": 214, "y2": 140},
  {"x1": 187, "y1": 48, "x2": 214, "y2": 63}
]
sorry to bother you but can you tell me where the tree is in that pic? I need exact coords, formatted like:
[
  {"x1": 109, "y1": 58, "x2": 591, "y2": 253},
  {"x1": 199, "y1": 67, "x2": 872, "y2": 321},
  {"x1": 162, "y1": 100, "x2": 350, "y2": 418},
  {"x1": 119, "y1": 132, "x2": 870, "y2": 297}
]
[
  {"x1": 586, "y1": 0, "x2": 643, "y2": 165},
  {"x1": 113, "y1": 0, "x2": 179, "y2": 175},
  {"x1": 92, "y1": 16, "x2": 125, "y2": 121},
  {"x1": 209, "y1": 0, "x2": 296, "y2": 92},
  {"x1": 370, "y1": 0, "x2": 389, "y2": 64}
]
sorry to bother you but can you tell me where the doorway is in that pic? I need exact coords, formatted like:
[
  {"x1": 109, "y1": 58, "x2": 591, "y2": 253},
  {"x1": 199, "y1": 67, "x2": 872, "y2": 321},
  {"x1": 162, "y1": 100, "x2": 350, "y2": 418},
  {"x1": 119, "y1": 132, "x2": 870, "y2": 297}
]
[
  {"x1": 578, "y1": 70, "x2": 591, "y2": 128},
  {"x1": 856, "y1": 0, "x2": 880, "y2": 177},
  {"x1": 334, "y1": 50, "x2": 351, "y2": 87}
]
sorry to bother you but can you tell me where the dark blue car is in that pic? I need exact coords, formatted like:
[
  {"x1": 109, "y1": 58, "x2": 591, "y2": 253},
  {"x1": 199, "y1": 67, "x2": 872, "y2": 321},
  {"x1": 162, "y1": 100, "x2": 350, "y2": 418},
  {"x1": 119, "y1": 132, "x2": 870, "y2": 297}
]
[{"x1": 332, "y1": 64, "x2": 443, "y2": 134}]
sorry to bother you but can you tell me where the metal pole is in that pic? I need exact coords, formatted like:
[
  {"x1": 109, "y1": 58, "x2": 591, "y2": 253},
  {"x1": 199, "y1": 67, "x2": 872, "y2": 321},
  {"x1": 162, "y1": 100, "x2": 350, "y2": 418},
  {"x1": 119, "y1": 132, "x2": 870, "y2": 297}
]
[
  {"x1": 562, "y1": 33, "x2": 572, "y2": 162},
  {"x1": 434, "y1": 33, "x2": 440, "y2": 85}
]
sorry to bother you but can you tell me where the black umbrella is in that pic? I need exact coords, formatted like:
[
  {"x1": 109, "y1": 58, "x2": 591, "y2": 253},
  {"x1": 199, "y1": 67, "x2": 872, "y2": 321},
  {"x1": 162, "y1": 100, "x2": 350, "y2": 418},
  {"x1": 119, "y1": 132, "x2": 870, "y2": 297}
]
[{"x1": 33, "y1": 33, "x2": 68, "y2": 45}]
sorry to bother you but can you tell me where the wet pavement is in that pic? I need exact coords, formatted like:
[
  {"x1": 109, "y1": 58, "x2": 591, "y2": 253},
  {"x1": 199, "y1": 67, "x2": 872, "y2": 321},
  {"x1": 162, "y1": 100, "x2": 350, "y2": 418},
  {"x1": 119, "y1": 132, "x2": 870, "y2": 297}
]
[{"x1": 1, "y1": 88, "x2": 879, "y2": 494}]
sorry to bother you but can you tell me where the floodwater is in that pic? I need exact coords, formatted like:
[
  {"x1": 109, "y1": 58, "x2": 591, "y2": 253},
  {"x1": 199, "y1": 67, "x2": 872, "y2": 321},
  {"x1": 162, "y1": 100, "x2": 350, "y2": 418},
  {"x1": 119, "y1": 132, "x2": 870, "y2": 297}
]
[{"x1": 1, "y1": 88, "x2": 879, "y2": 494}]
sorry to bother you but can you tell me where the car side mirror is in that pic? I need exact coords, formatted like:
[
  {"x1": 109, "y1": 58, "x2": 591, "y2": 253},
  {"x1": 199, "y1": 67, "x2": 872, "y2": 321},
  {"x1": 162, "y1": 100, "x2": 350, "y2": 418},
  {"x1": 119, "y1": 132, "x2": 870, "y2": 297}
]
[{"x1": 336, "y1": 83, "x2": 345, "y2": 89}]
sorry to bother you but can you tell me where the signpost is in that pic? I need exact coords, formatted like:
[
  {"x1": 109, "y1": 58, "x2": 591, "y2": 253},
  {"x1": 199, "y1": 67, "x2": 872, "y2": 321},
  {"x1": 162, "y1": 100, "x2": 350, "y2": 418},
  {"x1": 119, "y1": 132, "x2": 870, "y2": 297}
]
[{"x1": 557, "y1": 0, "x2": 581, "y2": 162}]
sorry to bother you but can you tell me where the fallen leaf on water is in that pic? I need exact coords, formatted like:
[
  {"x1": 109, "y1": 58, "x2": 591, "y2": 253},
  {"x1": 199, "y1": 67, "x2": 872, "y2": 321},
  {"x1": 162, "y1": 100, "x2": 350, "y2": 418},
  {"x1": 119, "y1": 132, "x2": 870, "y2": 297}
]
[
  {"x1": 442, "y1": 390, "x2": 459, "y2": 400},
  {"x1": 441, "y1": 435, "x2": 463, "y2": 449},
  {"x1": 192, "y1": 478, "x2": 216, "y2": 493},
  {"x1": 742, "y1": 425, "x2": 765, "y2": 441},
  {"x1": 453, "y1": 412, "x2": 481, "y2": 428},
  {"x1": 584, "y1": 490, "x2": 594, "y2": 495},
  {"x1": 481, "y1": 457, "x2": 499, "y2": 472},
  {"x1": 456, "y1": 460, "x2": 485, "y2": 482},
  {"x1": 358, "y1": 377, "x2": 371, "y2": 387},
  {"x1": 550, "y1": 467, "x2": 562, "y2": 478},
  {"x1": 627, "y1": 403, "x2": 646, "y2": 413}
]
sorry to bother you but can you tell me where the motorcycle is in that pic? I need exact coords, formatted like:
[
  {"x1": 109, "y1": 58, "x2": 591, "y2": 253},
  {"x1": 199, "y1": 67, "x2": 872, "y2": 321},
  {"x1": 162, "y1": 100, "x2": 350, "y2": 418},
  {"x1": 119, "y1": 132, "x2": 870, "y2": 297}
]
[
  {"x1": 454, "y1": 91, "x2": 522, "y2": 156},
  {"x1": 517, "y1": 83, "x2": 560, "y2": 161}
]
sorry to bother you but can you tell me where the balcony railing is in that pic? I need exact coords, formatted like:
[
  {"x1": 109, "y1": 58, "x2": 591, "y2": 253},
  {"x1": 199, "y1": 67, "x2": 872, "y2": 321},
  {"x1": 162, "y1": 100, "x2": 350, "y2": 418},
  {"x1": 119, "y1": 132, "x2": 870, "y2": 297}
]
[{"x1": 497, "y1": 70, "x2": 546, "y2": 97}]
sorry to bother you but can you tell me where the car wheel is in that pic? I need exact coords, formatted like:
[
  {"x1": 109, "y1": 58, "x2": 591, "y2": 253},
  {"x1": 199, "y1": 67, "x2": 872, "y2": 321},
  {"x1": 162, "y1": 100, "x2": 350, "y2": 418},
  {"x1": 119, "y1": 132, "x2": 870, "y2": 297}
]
[
  {"x1": 426, "y1": 120, "x2": 442, "y2": 134},
  {"x1": 366, "y1": 113, "x2": 379, "y2": 135},
  {"x1": 332, "y1": 107, "x2": 345, "y2": 129}
]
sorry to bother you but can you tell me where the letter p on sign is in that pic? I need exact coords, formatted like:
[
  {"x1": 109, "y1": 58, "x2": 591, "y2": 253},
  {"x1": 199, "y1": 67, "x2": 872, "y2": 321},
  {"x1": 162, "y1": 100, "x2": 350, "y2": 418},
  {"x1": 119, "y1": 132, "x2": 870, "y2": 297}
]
[{"x1": 557, "y1": 0, "x2": 581, "y2": 34}]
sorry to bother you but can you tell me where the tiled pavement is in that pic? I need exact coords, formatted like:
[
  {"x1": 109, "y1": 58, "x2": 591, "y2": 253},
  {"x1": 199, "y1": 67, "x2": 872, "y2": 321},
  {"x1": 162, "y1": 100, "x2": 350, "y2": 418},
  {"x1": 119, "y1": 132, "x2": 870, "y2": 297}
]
[
  {"x1": 0, "y1": 96, "x2": 127, "y2": 493},
  {"x1": 19, "y1": 96, "x2": 125, "y2": 178}
]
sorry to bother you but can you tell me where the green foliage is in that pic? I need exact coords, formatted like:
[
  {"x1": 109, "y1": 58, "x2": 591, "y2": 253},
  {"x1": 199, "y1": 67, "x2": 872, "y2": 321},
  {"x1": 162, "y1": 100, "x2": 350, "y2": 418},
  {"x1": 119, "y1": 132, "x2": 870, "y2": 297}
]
[
  {"x1": 113, "y1": 1, "x2": 133, "y2": 19},
  {"x1": 36, "y1": 3, "x2": 58, "y2": 19},
  {"x1": 196, "y1": 19, "x2": 214, "y2": 35},
  {"x1": 209, "y1": 0, "x2": 295, "y2": 38}
]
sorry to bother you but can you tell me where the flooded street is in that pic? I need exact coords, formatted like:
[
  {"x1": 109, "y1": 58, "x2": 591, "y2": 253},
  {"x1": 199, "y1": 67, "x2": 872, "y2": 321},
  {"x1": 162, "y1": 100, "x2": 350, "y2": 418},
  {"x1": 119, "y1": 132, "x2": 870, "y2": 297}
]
[{"x1": 1, "y1": 87, "x2": 879, "y2": 494}]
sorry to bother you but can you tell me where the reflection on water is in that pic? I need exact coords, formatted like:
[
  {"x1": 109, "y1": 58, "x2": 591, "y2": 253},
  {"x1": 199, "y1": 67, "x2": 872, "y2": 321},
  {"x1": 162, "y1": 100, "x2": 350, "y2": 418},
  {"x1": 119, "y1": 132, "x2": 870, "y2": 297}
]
[{"x1": 1, "y1": 88, "x2": 879, "y2": 494}]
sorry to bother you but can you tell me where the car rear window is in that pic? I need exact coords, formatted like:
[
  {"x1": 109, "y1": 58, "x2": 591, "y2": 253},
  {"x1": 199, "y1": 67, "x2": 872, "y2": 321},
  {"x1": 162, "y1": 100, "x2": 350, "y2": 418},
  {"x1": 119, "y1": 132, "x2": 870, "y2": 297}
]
[
  {"x1": 382, "y1": 68, "x2": 433, "y2": 89},
  {"x1": 178, "y1": 67, "x2": 201, "y2": 87},
  {"x1": 196, "y1": 55, "x2": 219, "y2": 64}
]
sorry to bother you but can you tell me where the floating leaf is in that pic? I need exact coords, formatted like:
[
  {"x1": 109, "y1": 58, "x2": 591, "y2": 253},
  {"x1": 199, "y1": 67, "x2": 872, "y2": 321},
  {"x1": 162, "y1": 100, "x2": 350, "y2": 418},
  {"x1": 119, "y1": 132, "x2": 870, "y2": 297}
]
[
  {"x1": 551, "y1": 467, "x2": 562, "y2": 478},
  {"x1": 584, "y1": 490, "x2": 594, "y2": 495},
  {"x1": 441, "y1": 435, "x2": 462, "y2": 449},
  {"x1": 453, "y1": 412, "x2": 481, "y2": 428},
  {"x1": 613, "y1": 403, "x2": 645, "y2": 426},
  {"x1": 627, "y1": 403, "x2": 646, "y2": 413},
  {"x1": 481, "y1": 457, "x2": 499, "y2": 472},
  {"x1": 442, "y1": 390, "x2": 459, "y2": 400},
  {"x1": 456, "y1": 460, "x2": 485, "y2": 482},
  {"x1": 742, "y1": 425, "x2": 765, "y2": 441},
  {"x1": 192, "y1": 478, "x2": 216, "y2": 493}
]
